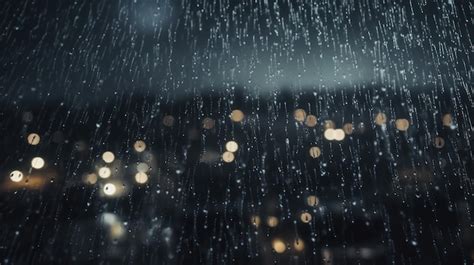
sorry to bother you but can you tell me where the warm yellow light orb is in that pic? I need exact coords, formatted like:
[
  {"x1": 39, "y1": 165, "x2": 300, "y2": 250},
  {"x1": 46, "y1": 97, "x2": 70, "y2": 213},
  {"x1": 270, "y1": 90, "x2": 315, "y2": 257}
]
[
  {"x1": 31, "y1": 157, "x2": 45, "y2": 169},
  {"x1": 27, "y1": 133, "x2": 40, "y2": 145},
  {"x1": 222, "y1": 151, "x2": 235, "y2": 163},
  {"x1": 110, "y1": 223, "x2": 125, "y2": 239},
  {"x1": 102, "y1": 151, "x2": 115, "y2": 163},
  {"x1": 293, "y1": 238, "x2": 305, "y2": 252},
  {"x1": 135, "y1": 172, "x2": 148, "y2": 184},
  {"x1": 300, "y1": 212, "x2": 312, "y2": 223},
  {"x1": 250, "y1": 215, "x2": 261, "y2": 227},
  {"x1": 266, "y1": 216, "x2": 279, "y2": 227},
  {"x1": 84, "y1": 173, "x2": 98, "y2": 184},
  {"x1": 309, "y1": 146, "x2": 321, "y2": 158},
  {"x1": 306, "y1": 195, "x2": 319, "y2": 207},
  {"x1": 305, "y1": 115, "x2": 317, "y2": 127},
  {"x1": 230, "y1": 110, "x2": 245, "y2": 122},
  {"x1": 395, "y1": 119, "x2": 410, "y2": 131},
  {"x1": 272, "y1": 239, "x2": 286, "y2": 253},
  {"x1": 133, "y1": 140, "x2": 146, "y2": 152},
  {"x1": 225, "y1": 141, "x2": 239, "y2": 153},
  {"x1": 293, "y1": 109, "x2": 307, "y2": 122}
]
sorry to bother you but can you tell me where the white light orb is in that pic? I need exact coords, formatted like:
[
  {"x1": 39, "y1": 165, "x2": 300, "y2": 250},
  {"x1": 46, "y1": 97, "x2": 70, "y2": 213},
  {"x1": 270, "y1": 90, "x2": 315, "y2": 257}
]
[
  {"x1": 333, "y1": 129, "x2": 345, "y2": 141},
  {"x1": 31, "y1": 157, "x2": 45, "y2": 169},
  {"x1": 98, "y1": 167, "x2": 112, "y2": 179},
  {"x1": 103, "y1": 183, "x2": 117, "y2": 196},
  {"x1": 10, "y1": 170, "x2": 24, "y2": 182},
  {"x1": 324, "y1": 129, "x2": 335, "y2": 141},
  {"x1": 225, "y1": 141, "x2": 239, "y2": 152}
]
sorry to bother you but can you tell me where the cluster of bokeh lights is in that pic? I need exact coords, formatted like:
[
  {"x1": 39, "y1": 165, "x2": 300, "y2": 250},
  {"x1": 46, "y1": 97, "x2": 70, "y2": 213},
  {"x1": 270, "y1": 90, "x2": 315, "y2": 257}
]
[{"x1": 8, "y1": 110, "x2": 453, "y2": 193}]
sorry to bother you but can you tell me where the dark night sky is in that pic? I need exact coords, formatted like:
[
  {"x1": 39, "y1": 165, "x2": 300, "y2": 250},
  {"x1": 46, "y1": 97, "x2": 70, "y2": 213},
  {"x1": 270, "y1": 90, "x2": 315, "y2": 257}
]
[{"x1": 0, "y1": 0, "x2": 471, "y2": 103}]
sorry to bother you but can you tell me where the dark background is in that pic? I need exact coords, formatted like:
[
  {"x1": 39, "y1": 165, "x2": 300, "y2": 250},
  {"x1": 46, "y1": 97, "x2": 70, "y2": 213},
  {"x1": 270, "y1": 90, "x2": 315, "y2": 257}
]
[{"x1": 0, "y1": 0, "x2": 473, "y2": 264}]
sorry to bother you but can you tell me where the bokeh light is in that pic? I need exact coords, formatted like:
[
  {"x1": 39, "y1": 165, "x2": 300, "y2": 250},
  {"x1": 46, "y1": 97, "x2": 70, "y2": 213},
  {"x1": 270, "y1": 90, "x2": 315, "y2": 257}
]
[
  {"x1": 222, "y1": 151, "x2": 235, "y2": 163},
  {"x1": 293, "y1": 238, "x2": 305, "y2": 252},
  {"x1": 202, "y1": 117, "x2": 215, "y2": 129},
  {"x1": 134, "y1": 172, "x2": 148, "y2": 184},
  {"x1": 98, "y1": 167, "x2": 112, "y2": 179},
  {"x1": 250, "y1": 215, "x2": 261, "y2": 228},
  {"x1": 434, "y1": 137, "x2": 445, "y2": 149},
  {"x1": 31, "y1": 157, "x2": 45, "y2": 169},
  {"x1": 102, "y1": 151, "x2": 115, "y2": 163},
  {"x1": 375, "y1": 113, "x2": 387, "y2": 126},
  {"x1": 442, "y1": 114, "x2": 453, "y2": 127},
  {"x1": 9, "y1": 170, "x2": 24, "y2": 182},
  {"x1": 324, "y1": 129, "x2": 335, "y2": 141},
  {"x1": 136, "y1": 162, "x2": 150, "y2": 173},
  {"x1": 343, "y1": 123, "x2": 353, "y2": 135},
  {"x1": 304, "y1": 114, "x2": 317, "y2": 127},
  {"x1": 395, "y1": 119, "x2": 410, "y2": 131},
  {"x1": 266, "y1": 216, "x2": 279, "y2": 227},
  {"x1": 230, "y1": 110, "x2": 245, "y2": 122},
  {"x1": 293, "y1": 109, "x2": 307, "y2": 122},
  {"x1": 306, "y1": 195, "x2": 319, "y2": 207},
  {"x1": 272, "y1": 239, "x2": 286, "y2": 253},
  {"x1": 27, "y1": 133, "x2": 40, "y2": 145},
  {"x1": 333, "y1": 129, "x2": 345, "y2": 141},
  {"x1": 84, "y1": 173, "x2": 98, "y2": 185},
  {"x1": 133, "y1": 140, "x2": 146, "y2": 152},
  {"x1": 163, "y1": 115, "x2": 175, "y2": 127},
  {"x1": 324, "y1": 120, "x2": 335, "y2": 129},
  {"x1": 300, "y1": 212, "x2": 312, "y2": 223},
  {"x1": 309, "y1": 146, "x2": 321, "y2": 158},
  {"x1": 225, "y1": 141, "x2": 238, "y2": 153},
  {"x1": 103, "y1": 183, "x2": 117, "y2": 196}
]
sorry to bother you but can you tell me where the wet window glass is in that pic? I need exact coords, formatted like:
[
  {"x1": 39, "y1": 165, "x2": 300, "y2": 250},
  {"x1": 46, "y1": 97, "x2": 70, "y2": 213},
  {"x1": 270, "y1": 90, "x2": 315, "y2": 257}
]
[{"x1": 0, "y1": 0, "x2": 472, "y2": 264}]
